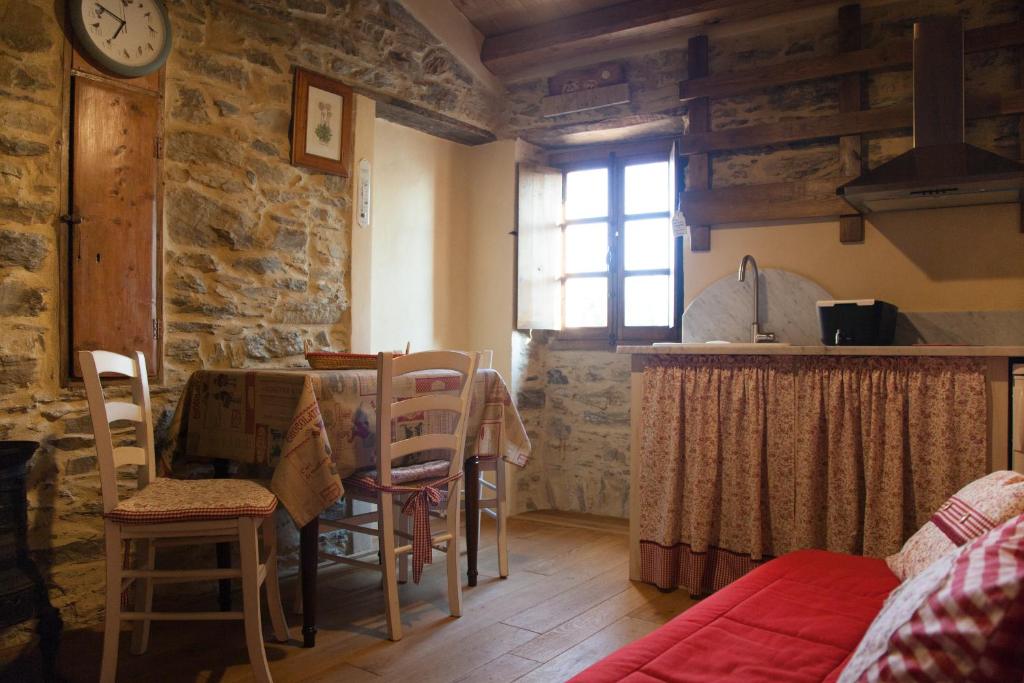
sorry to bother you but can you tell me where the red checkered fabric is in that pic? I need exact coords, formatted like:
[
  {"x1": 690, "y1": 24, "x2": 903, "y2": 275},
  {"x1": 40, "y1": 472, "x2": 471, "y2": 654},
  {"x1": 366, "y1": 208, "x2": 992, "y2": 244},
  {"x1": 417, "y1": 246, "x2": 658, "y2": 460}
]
[
  {"x1": 840, "y1": 513, "x2": 1024, "y2": 682},
  {"x1": 345, "y1": 470, "x2": 463, "y2": 583},
  {"x1": 105, "y1": 478, "x2": 277, "y2": 524}
]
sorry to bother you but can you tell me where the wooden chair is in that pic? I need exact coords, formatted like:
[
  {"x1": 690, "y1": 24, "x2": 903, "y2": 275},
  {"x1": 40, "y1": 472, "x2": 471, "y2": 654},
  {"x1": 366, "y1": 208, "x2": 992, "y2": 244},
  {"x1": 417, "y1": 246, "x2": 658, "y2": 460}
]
[
  {"x1": 319, "y1": 350, "x2": 480, "y2": 641},
  {"x1": 471, "y1": 350, "x2": 510, "y2": 578},
  {"x1": 79, "y1": 350, "x2": 288, "y2": 683}
]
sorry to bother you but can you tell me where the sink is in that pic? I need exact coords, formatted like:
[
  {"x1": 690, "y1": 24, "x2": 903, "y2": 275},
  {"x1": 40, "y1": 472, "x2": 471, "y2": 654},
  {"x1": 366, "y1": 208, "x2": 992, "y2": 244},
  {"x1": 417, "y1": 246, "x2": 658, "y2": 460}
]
[{"x1": 652, "y1": 342, "x2": 792, "y2": 348}]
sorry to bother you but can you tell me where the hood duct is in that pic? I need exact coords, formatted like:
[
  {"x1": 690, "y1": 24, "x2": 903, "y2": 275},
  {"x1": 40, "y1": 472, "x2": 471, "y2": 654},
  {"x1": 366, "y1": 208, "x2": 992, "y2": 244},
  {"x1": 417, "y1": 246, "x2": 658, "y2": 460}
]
[{"x1": 838, "y1": 16, "x2": 1024, "y2": 214}]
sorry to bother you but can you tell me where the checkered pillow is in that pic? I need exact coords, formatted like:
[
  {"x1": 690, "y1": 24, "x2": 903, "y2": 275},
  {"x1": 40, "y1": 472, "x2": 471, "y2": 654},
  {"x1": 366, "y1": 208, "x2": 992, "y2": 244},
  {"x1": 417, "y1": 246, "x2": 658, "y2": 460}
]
[
  {"x1": 839, "y1": 513, "x2": 1024, "y2": 682},
  {"x1": 886, "y1": 470, "x2": 1024, "y2": 580}
]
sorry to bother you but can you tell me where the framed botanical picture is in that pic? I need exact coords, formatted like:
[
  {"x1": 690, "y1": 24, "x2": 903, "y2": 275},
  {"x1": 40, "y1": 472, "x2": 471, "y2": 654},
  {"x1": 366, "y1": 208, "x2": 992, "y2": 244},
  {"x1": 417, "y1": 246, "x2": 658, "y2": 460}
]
[{"x1": 290, "y1": 67, "x2": 354, "y2": 177}]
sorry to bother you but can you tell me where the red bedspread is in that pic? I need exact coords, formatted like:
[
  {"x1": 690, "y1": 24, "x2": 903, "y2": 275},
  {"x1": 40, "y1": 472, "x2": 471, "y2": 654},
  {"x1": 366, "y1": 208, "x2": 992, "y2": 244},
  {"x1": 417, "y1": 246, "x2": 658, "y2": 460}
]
[{"x1": 572, "y1": 550, "x2": 899, "y2": 683}]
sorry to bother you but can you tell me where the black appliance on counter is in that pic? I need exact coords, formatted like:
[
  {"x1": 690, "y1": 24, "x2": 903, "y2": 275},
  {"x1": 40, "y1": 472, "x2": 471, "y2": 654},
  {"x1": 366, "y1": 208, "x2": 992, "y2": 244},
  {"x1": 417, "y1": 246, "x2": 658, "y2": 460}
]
[{"x1": 817, "y1": 300, "x2": 898, "y2": 346}]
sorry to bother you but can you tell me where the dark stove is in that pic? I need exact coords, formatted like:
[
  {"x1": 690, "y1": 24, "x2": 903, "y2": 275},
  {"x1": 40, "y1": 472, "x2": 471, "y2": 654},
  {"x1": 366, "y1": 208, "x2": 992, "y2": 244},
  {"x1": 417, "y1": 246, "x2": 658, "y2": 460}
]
[{"x1": 0, "y1": 441, "x2": 62, "y2": 680}]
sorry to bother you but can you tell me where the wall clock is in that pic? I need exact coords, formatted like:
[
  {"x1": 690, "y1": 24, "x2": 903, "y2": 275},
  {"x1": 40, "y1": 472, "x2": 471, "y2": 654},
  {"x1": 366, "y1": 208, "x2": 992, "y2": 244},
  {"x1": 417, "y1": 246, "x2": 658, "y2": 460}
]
[{"x1": 69, "y1": 0, "x2": 172, "y2": 77}]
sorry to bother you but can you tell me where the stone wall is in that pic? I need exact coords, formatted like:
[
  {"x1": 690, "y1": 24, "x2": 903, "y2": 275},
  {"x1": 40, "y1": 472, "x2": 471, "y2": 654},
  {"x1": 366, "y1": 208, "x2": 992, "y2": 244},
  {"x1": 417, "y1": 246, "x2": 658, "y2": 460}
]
[
  {"x1": 512, "y1": 333, "x2": 632, "y2": 518},
  {"x1": 0, "y1": 0, "x2": 502, "y2": 649},
  {"x1": 507, "y1": 0, "x2": 1022, "y2": 518}
]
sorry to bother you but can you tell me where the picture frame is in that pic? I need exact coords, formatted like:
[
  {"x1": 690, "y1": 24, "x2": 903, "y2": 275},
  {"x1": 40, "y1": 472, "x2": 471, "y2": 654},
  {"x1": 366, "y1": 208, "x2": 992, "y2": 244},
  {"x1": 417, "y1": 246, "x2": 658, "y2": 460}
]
[{"x1": 290, "y1": 67, "x2": 354, "y2": 177}]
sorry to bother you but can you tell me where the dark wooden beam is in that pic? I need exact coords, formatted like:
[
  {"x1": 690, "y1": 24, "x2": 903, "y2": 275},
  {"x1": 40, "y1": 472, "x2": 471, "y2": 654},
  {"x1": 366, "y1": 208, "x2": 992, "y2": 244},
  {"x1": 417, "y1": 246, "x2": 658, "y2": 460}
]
[
  {"x1": 685, "y1": 35, "x2": 711, "y2": 252},
  {"x1": 481, "y1": 0, "x2": 837, "y2": 77},
  {"x1": 674, "y1": 90, "x2": 1024, "y2": 156},
  {"x1": 373, "y1": 96, "x2": 496, "y2": 146},
  {"x1": 678, "y1": 21, "x2": 1024, "y2": 103},
  {"x1": 678, "y1": 177, "x2": 855, "y2": 225},
  {"x1": 838, "y1": 3, "x2": 864, "y2": 243}
]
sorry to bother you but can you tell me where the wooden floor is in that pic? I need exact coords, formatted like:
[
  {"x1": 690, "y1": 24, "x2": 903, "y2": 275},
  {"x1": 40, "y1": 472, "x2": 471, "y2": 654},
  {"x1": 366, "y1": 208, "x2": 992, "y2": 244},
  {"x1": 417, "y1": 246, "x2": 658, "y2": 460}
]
[{"x1": 7, "y1": 512, "x2": 696, "y2": 682}]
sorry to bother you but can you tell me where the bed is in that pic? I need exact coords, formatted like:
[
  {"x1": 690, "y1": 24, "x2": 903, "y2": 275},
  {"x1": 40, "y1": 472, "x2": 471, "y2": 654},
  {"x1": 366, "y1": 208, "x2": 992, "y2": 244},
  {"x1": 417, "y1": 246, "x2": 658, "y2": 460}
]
[{"x1": 571, "y1": 549, "x2": 899, "y2": 682}]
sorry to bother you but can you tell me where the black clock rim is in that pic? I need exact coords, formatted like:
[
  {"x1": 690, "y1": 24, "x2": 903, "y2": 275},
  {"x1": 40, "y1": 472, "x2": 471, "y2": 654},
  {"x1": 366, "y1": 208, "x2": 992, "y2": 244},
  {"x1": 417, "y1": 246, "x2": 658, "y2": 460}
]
[{"x1": 69, "y1": 0, "x2": 173, "y2": 78}]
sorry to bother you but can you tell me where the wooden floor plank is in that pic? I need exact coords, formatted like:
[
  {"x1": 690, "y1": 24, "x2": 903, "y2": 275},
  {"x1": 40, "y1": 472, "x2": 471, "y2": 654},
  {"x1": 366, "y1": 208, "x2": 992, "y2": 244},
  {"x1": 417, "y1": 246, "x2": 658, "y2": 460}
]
[
  {"x1": 454, "y1": 653, "x2": 541, "y2": 683},
  {"x1": 501, "y1": 561, "x2": 631, "y2": 634},
  {"x1": 510, "y1": 583, "x2": 650, "y2": 663},
  {"x1": 512, "y1": 617, "x2": 660, "y2": 683}
]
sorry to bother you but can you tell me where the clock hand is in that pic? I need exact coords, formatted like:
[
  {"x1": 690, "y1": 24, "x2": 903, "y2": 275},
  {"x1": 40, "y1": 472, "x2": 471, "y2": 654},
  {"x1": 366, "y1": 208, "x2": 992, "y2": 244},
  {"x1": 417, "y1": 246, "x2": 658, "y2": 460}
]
[
  {"x1": 112, "y1": 20, "x2": 125, "y2": 40},
  {"x1": 96, "y1": 4, "x2": 124, "y2": 23}
]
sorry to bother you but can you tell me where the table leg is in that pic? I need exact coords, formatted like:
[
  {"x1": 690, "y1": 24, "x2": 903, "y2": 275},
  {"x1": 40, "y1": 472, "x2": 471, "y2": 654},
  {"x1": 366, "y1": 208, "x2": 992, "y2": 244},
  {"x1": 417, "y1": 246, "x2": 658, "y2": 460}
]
[
  {"x1": 300, "y1": 516, "x2": 319, "y2": 648},
  {"x1": 464, "y1": 456, "x2": 480, "y2": 587},
  {"x1": 213, "y1": 459, "x2": 232, "y2": 612}
]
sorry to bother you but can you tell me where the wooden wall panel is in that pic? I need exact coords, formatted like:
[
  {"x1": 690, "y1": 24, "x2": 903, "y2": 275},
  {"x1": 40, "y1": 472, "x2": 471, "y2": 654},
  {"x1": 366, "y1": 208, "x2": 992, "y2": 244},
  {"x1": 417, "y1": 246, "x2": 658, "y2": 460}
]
[{"x1": 70, "y1": 77, "x2": 160, "y2": 376}]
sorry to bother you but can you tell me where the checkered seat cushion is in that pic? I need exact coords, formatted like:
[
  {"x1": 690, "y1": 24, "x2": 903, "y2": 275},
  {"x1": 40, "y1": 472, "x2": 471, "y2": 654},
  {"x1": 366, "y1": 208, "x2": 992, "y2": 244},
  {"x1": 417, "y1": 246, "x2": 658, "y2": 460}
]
[{"x1": 105, "y1": 478, "x2": 277, "y2": 524}]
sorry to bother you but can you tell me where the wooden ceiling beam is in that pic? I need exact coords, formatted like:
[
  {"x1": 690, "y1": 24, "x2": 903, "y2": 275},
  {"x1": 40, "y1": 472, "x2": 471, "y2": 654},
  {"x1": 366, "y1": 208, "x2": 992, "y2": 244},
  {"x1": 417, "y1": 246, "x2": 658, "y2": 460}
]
[
  {"x1": 480, "y1": 0, "x2": 837, "y2": 77},
  {"x1": 679, "y1": 21, "x2": 1024, "y2": 103}
]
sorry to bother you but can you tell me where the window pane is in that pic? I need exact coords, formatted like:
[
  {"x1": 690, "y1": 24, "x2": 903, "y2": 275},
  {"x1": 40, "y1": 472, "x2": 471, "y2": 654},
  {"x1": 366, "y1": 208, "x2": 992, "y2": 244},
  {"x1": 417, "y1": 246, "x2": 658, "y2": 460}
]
[
  {"x1": 624, "y1": 218, "x2": 671, "y2": 271},
  {"x1": 565, "y1": 168, "x2": 608, "y2": 220},
  {"x1": 565, "y1": 222, "x2": 608, "y2": 274},
  {"x1": 565, "y1": 277, "x2": 607, "y2": 328},
  {"x1": 624, "y1": 275, "x2": 671, "y2": 327},
  {"x1": 624, "y1": 162, "x2": 669, "y2": 215}
]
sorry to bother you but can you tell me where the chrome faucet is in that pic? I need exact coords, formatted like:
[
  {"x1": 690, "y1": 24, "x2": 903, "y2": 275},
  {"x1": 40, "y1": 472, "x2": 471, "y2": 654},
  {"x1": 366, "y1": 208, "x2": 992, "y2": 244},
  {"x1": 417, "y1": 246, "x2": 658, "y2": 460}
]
[{"x1": 738, "y1": 255, "x2": 776, "y2": 343}]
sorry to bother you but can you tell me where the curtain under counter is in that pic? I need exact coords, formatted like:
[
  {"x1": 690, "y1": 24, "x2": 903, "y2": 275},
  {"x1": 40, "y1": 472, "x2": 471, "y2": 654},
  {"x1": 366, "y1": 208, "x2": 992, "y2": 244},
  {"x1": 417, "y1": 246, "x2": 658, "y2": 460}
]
[{"x1": 637, "y1": 355, "x2": 988, "y2": 595}]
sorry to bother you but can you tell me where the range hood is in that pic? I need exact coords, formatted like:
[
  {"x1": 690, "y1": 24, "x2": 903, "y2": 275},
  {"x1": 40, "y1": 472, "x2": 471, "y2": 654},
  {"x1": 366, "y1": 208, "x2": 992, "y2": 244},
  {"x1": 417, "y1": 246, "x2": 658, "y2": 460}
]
[{"x1": 838, "y1": 16, "x2": 1024, "y2": 214}]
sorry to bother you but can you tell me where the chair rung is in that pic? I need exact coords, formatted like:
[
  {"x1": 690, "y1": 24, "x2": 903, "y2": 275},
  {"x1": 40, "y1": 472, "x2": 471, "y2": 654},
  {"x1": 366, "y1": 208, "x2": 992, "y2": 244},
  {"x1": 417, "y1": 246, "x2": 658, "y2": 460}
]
[
  {"x1": 480, "y1": 479, "x2": 496, "y2": 491},
  {"x1": 122, "y1": 568, "x2": 242, "y2": 581},
  {"x1": 119, "y1": 611, "x2": 244, "y2": 621},
  {"x1": 323, "y1": 520, "x2": 381, "y2": 536},
  {"x1": 394, "y1": 533, "x2": 453, "y2": 557},
  {"x1": 482, "y1": 508, "x2": 497, "y2": 519},
  {"x1": 319, "y1": 551, "x2": 382, "y2": 571},
  {"x1": 322, "y1": 512, "x2": 378, "y2": 528},
  {"x1": 152, "y1": 535, "x2": 236, "y2": 548}
]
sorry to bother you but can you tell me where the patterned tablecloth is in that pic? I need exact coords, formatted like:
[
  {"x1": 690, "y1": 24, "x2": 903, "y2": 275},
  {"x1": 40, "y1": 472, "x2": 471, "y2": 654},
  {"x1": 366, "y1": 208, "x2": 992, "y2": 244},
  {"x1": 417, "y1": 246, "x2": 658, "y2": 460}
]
[{"x1": 165, "y1": 368, "x2": 530, "y2": 526}]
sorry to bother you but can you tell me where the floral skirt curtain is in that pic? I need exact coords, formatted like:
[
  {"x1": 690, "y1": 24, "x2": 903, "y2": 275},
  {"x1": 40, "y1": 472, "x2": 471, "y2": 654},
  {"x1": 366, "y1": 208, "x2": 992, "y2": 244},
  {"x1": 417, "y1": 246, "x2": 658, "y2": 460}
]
[{"x1": 638, "y1": 355, "x2": 988, "y2": 595}]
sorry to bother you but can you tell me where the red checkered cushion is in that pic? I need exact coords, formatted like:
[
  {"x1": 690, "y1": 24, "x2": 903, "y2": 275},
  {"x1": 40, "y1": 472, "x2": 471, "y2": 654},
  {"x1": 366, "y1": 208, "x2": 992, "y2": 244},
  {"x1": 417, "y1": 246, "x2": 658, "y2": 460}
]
[
  {"x1": 105, "y1": 478, "x2": 277, "y2": 524},
  {"x1": 840, "y1": 513, "x2": 1024, "y2": 682},
  {"x1": 887, "y1": 470, "x2": 1024, "y2": 580}
]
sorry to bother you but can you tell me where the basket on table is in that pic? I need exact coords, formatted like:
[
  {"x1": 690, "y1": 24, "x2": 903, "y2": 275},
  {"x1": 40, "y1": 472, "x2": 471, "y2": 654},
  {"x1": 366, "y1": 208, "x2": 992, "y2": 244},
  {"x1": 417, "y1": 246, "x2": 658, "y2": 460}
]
[
  {"x1": 304, "y1": 352, "x2": 380, "y2": 370},
  {"x1": 304, "y1": 341, "x2": 408, "y2": 370}
]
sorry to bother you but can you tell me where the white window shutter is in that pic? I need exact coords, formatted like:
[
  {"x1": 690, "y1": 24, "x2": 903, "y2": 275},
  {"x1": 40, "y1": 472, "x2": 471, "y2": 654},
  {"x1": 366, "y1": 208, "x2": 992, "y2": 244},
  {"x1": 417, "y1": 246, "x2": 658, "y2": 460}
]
[{"x1": 516, "y1": 163, "x2": 563, "y2": 330}]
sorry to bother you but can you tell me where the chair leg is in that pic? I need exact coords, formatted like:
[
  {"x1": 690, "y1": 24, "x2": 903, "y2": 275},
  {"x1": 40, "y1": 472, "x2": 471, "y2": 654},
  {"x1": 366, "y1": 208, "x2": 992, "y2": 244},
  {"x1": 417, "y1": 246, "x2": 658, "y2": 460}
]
[
  {"x1": 239, "y1": 518, "x2": 273, "y2": 683},
  {"x1": 446, "y1": 488, "x2": 463, "y2": 618},
  {"x1": 379, "y1": 492, "x2": 402, "y2": 641},
  {"x1": 496, "y1": 461, "x2": 509, "y2": 579},
  {"x1": 261, "y1": 516, "x2": 289, "y2": 643},
  {"x1": 130, "y1": 538, "x2": 156, "y2": 655},
  {"x1": 101, "y1": 521, "x2": 123, "y2": 683}
]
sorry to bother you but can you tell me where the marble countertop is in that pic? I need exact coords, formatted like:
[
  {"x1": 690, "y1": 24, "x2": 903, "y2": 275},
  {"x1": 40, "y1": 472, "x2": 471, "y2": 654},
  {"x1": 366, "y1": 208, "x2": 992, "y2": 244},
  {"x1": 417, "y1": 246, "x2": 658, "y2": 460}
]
[{"x1": 618, "y1": 344, "x2": 1024, "y2": 357}]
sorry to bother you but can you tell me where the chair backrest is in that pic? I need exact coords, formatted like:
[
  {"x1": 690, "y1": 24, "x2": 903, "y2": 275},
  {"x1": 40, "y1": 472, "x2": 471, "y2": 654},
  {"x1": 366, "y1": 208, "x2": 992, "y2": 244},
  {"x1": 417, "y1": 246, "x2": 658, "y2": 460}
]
[
  {"x1": 79, "y1": 350, "x2": 156, "y2": 514},
  {"x1": 375, "y1": 350, "x2": 480, "y2": 485}
]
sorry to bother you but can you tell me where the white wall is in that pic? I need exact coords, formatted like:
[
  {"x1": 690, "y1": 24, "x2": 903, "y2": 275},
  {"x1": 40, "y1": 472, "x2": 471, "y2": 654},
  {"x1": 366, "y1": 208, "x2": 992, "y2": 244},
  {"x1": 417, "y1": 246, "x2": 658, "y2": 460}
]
[{"x1": 353, "y1": 118, "x2": 518, "y2": 384}]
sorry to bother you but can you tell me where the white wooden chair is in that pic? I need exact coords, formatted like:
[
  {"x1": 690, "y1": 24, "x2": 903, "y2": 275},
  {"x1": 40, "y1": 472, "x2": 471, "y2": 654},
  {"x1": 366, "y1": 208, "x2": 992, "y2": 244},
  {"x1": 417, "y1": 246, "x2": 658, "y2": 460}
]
[
  {"x1": 472, "y1": 350, "x2": 510, "y2": 578},
  {"x1": 79, "y1": 350, "x2": 288, "y2": 683},
  {"x1": 319, "y1": 350, "x2": 480, "y2": 641}
]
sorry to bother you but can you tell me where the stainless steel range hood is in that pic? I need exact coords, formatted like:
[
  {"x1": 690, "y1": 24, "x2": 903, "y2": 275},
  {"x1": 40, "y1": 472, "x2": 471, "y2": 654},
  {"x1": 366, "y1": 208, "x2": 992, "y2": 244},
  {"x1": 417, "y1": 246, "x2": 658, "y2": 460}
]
[{"x1": 838, "y1": 16, "x2": 1024, "y2": 214}]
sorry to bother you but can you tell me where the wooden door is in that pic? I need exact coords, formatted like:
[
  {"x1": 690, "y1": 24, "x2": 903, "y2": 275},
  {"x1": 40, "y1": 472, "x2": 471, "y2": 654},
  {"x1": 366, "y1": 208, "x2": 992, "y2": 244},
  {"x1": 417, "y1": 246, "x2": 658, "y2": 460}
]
[{"x1": 70, "y1": 76, "x2": 159, "y2": 377}]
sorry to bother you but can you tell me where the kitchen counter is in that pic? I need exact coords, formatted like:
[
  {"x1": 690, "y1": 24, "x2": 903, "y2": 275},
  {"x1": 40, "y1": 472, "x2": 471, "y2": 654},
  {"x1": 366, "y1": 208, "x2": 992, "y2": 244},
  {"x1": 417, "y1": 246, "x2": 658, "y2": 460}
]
[{"x1": 618, "y1": 344, "x2": 1024, "y2": 357}]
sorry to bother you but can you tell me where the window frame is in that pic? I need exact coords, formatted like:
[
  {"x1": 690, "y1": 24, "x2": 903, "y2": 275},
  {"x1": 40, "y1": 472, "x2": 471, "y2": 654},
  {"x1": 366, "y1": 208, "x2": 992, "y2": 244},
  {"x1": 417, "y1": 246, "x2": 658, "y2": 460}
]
[{"x1": 557, "y1": 151, "x2": 683, "y2": 346}]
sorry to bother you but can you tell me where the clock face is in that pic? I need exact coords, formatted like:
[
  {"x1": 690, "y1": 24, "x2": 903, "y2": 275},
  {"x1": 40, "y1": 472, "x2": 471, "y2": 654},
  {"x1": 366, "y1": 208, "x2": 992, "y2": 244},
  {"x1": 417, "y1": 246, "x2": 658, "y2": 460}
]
[{"x1": 72, "y1": 0, "x2": 172, "y2": 76}]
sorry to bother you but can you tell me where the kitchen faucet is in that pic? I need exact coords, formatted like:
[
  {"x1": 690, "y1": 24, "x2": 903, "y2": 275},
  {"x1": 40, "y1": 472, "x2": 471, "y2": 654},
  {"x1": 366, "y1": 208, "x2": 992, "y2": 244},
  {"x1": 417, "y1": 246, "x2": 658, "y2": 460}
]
[{"x1": 737, "y1": 255, "x2": 776, "y2": 343}]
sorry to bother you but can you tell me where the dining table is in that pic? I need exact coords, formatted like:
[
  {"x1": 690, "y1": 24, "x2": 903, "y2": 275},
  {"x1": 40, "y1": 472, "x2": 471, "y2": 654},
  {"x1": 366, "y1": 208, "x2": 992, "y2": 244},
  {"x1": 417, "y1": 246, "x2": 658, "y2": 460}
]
[{"x1": 164, "y1": 364, "x2": 531, "y2": 647}]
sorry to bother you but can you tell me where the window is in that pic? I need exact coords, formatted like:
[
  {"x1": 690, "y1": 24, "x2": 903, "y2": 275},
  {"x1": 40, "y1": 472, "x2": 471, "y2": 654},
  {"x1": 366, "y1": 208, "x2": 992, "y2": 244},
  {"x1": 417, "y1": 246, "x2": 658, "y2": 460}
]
[{"x1": 559, "y1": 155, "x2": 681, "y2": 344}]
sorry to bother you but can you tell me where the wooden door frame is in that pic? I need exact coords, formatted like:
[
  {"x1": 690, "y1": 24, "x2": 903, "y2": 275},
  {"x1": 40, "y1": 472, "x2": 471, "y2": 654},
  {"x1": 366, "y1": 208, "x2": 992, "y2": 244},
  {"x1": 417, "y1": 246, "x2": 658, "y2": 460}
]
[{"x1": 58, "y1": 22, "x2": 165, "y2": 386}]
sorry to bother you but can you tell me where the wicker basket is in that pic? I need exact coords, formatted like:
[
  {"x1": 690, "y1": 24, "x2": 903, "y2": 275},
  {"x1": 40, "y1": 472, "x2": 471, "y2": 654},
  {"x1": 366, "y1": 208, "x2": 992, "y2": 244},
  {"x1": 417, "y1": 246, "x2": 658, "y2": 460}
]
[{"x1": 305, "y1": 352, "x2": 379, "y2": 370}]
